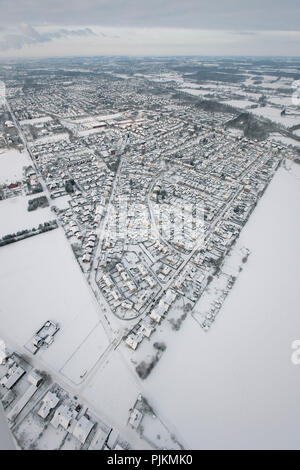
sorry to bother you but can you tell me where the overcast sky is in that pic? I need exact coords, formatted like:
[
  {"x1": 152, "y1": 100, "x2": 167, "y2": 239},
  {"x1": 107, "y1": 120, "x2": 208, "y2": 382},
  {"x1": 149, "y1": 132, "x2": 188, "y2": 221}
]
[{"x1": 0, "y1": 0, "x2": 299, "y2": 57}]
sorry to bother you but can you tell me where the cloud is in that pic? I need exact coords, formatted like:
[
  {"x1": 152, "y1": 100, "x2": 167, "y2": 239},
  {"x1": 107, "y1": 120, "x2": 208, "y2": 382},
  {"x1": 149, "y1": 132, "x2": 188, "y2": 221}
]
[
  {"x1": 230, "y1": 31, "x2": 259, "y2": 36},
  {"x1": 0, "y1": 24, "x2": 97, "y2": 51},
  {"x1": 0, "y1": 0, "x2": 299, "y2": 31}
]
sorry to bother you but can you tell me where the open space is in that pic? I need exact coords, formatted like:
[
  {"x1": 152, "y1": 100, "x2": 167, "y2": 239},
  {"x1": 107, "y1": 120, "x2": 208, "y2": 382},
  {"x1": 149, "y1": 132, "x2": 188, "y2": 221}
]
[
  {"x1": 0, "y1": 148, "x2": 31, "y2": 184},
  {"x1": 0, "y1": 228, "x2": 109, "y2": 384},
  {"x1": 145, "y1": 162, "x2": 300, "y2": 449},
  {"x1": 0, "y1": 194, "x2": 53, "y2": 237}
]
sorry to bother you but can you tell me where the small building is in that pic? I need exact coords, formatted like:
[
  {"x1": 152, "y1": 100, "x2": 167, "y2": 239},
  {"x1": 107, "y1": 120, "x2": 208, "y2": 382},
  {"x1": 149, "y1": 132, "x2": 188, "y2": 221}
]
[
  {"x1": 145, "y1": 276, "x2": 156, "y2": 288},
  {"x1": 157, "y1": 300, "x2": 169, "y2": 314},
  {"x1": 164, "y1": 289, "x2": 177, "y2": 305},
  {"x1": 82, "y1": 253, "x2": 91, "y2": 263},
  {"x1": 116, "y1": 263, "x2": 124, "y2": 273},
  {"x1": 137, "y1": 263, "x2": 148, "y2": 277},
  {"x1": 121, "y1": 299, "x2": 133, "y2": 310},
  {"x1": 72, "y1": 415, "x2": 95, "y2": 444},
  {"x1": 115, "y1": 443, "x2": 126, "y2": 450}
]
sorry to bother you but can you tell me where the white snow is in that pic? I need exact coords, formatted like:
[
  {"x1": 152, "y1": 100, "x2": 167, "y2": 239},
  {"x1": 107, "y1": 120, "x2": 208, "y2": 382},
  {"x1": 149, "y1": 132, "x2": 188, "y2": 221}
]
[
  {"x1": 60, "y1": 323, "x2": 110, "y2": 384},
  {"x1": 220, "y1": 99, "x2": 255, "y2": 109},
  {"x1": 19, "y1": 116, "x2": 53, "y2": 126},
  {"x1": 144, "y1": 162, "x2": 300, "y2": 449},
  {"x1": 269, "y1": 133, "x2": 300, "y2": 149},
  {"x1": 32, "y1": 133, "x2": 69, "y2": 145},
  {"x1": 83, "y1": 351, "x2": 139, "y2": 427},
  {"x1": 81, "y1": 349, "x2": 152, "y2": 450},
  {"x1": 52, "y1": 195, "x2": 71, "y2": 210},
  {"x1": 268, "y1": 96, "x2": 294, "y2": 107},
  {"x1": 0, "y1": 228, "x2": 109, "y2": 384},
  {"x1": 179, "y1": 82, "x2": 201, "y2": 89},
  {"x1": 0, "y1": 148, "x2": 31, "y2": 184},
  {"x1": 180, "y1": 88, "x2": 210, "y2": 97},
  {"x1": 250, "y1": 106, "x2": 300, "y2": 128}
]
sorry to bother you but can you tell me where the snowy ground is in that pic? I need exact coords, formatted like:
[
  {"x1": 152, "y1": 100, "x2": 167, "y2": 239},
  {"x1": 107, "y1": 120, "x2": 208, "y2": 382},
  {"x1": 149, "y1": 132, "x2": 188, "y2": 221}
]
[
  {"x1": 180, "y1": 88, "x2": 210, "y2": 97},
  {"x1": 31, "y1": 133, "x2": 69, "y2": 145},
  {"x1": 144, "y1": 161, "x2": 300, "y2": 449},
  {"x1": 0, "y1": 195, "x2": 53, "y2": 237},
  {"x1": 220, "y1": 99, "x2": 255, "y2": 109},
  {"x1": 250, "y1": 106, "x2": 300, "y2": 128},
  {"x1": 0, "y1": 228, "x2": 109, "y2": 385},
  {"x1": 19, "y1": 116, "x2": 53, "y2": 126},
  {"x1": 0, "y1": 149, "x2": 30, "y2": 184}
]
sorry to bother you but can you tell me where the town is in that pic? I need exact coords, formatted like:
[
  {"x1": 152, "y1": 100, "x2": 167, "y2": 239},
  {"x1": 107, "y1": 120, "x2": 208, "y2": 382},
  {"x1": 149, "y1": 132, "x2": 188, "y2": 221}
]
[{"x1": 0, "y1": 56, "x2": 299, "y2": 450}]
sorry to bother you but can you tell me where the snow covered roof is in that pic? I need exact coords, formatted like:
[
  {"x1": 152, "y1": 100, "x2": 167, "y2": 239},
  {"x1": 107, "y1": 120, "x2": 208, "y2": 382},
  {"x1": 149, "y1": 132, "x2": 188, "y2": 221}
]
[
  {"x1": 139, "y1": 323, "x2": 153, "y2": 338},
  {"x1": 125, "y1": 335, "x2": 139, "y2": 350},
  {"x1": 27, "y1": 369, "x2": 43, "y2": 386},
  {"x1": 0, "y1": 340, "x2": 9, "y2": 364}
]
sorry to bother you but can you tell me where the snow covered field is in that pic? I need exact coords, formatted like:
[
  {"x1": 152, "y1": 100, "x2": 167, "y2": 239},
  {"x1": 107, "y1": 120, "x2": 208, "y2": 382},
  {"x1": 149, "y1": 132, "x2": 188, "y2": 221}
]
[
  {"x1": 0, "y1": 195, "x2": 53, "y2": 237},
  {"x1": 145, "y1": 161, "x2": 300, "y2": 449},
  {"x1": 250, "y1": 106, "x2": 300, "y2": 128},
  {"x1": 0, "y1": 228, "x2": 109, "y2": 385},
  {"x1": 0, "y1": 148, "x2": 30, "y2": 184}
]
